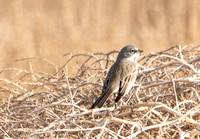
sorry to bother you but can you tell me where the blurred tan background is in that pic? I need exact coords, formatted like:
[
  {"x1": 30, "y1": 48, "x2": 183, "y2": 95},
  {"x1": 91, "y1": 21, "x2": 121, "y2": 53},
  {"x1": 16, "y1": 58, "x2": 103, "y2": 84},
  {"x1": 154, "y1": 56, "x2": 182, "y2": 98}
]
[{"x1": 0, "y1": 0, "x2": 200, "y2": 69}]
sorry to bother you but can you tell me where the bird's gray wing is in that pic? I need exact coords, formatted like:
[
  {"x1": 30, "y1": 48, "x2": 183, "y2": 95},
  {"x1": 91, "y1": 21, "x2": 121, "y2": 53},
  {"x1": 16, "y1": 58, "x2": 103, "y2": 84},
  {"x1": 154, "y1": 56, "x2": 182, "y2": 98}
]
[
  {"x1": 90, "y1": 77, "x2": 112, "y2": 108},
  {"x1": 90, "y1": 64, "x2": 120, "y2": 108},
  {"x1": 115, "y1": 74, "x2": 135, "y2": 102},
  {"x1": 115, "y1": 62, "x2": 137, "y2": 102}
]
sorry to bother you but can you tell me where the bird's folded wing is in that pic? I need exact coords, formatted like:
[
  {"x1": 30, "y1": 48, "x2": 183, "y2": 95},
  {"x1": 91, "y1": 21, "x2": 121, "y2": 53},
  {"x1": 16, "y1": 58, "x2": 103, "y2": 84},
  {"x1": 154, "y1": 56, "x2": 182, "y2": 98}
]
[{"x1": 115, "y1": 74, "x2": 135, "y2": 102}]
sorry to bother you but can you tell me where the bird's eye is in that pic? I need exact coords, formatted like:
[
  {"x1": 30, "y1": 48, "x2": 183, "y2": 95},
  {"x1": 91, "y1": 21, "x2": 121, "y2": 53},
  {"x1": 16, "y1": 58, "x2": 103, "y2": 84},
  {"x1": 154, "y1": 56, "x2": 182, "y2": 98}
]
[{"x1": 131, "y1": 50, "x2": 137, "y2": 53}]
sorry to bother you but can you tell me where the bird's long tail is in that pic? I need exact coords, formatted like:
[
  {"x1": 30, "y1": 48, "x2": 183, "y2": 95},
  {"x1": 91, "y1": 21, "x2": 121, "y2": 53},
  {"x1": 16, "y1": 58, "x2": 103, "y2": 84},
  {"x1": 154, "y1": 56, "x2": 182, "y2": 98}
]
[{"x1": 90, "y1": 91, "x2": 112, "y2": 109}]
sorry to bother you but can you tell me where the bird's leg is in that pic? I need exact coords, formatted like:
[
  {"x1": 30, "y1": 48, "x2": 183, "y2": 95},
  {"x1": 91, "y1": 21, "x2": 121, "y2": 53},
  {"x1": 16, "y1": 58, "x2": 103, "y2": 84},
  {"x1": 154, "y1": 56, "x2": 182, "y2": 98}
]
[
  {"x1": 91, "y1": 108, "x2": 95, "y2": 119},
  {"x1": 114, "y1": 103, "x2": 118, "y2": 109}
]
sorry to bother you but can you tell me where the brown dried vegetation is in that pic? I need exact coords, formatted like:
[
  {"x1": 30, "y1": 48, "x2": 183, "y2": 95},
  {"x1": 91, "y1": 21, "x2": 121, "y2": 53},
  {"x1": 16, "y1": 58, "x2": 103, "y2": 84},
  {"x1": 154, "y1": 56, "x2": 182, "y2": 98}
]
[{"x1": 0, "y1": 45, "x2": 200, "y2": 138}]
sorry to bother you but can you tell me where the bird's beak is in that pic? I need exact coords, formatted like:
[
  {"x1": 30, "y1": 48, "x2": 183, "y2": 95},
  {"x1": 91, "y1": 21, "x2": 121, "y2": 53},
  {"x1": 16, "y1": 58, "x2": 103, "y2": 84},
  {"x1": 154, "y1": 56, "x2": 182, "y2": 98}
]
[{"x1": 138, "y1": 49, "x2": 143, "y2": 53}]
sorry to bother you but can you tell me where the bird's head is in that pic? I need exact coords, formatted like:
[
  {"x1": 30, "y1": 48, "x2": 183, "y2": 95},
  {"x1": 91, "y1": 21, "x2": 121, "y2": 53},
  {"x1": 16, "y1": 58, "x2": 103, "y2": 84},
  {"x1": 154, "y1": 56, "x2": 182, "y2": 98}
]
[{"x1": 117, "y1": 45, "x2": 143, "y2": 63}]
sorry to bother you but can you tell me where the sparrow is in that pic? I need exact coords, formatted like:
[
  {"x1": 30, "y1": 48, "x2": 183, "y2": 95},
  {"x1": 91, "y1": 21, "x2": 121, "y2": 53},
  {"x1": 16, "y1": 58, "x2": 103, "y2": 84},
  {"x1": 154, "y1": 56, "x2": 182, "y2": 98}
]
[{"x1": 91, "y1": 45, "x2": 143, "y2": 108}]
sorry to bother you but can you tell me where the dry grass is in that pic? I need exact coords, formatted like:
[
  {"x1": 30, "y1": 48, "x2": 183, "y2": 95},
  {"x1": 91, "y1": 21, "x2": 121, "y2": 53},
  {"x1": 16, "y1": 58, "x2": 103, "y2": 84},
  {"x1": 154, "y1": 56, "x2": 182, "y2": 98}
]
[{"x1": 0, "y1": 45, "x2": 200, "y2": 138}]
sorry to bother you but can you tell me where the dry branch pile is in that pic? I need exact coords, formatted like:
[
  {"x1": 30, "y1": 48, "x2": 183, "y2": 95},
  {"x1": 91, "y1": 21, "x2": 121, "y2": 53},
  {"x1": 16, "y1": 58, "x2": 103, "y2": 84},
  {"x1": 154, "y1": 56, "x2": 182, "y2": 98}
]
[{"x1": 0, "y1": 45, "x2": 200, "y2": 138}]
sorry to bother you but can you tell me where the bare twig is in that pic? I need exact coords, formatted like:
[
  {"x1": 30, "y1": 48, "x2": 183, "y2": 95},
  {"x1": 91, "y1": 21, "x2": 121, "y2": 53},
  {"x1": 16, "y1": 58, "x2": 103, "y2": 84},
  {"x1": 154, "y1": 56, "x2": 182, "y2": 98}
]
[{"x1": 0, "y1": 44, "x2": 199, "y2": 138}]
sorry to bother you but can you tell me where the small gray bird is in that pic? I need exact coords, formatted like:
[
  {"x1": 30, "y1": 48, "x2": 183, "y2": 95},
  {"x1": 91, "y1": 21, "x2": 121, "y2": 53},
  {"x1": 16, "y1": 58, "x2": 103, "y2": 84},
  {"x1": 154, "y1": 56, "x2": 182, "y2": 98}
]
[{"x1": 91, "y1": 45, "x2": 143, "y2": 108}]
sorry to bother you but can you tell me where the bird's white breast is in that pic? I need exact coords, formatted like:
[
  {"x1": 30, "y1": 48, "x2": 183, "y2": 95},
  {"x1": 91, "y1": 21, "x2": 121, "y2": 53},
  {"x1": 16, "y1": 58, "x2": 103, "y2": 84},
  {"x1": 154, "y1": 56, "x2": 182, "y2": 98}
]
[{"x1": 126, "y1": 53, "x2": 140, "y2": 63}]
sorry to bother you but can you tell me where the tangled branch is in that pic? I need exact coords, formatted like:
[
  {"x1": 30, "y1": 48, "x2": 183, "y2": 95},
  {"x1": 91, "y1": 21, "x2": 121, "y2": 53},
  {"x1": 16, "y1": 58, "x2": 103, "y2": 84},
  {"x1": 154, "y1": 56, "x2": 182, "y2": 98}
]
[{"x1": 0, "y1": 45, "x2": 199, "y2": 138}]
